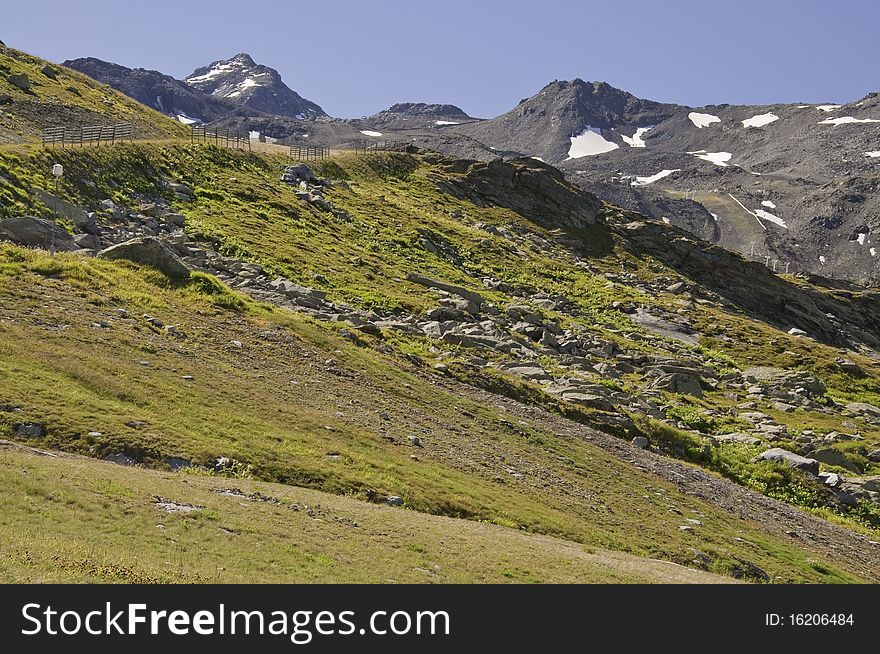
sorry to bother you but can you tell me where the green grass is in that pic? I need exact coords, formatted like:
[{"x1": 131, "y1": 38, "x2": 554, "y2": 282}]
[
  {"x1": 0, "y1": 445, "x2": 739, "y2": 584},
  {"x1": 0, "y1": 47, "x2": 185, "y2": 143},
  {"x1": 0, "y1": 244, "x2": 869, "y2": 583}
]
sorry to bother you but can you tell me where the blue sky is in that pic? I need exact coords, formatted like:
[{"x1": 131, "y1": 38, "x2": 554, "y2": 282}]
[{"x1": 4, "y1": 0, "x2": 879, "y2": 118}]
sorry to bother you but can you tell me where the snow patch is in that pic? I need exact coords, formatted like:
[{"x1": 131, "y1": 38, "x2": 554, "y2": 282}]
[
  {"x1": 754, "y1": 209, "x2": 788, "y2": 228},
  {"x1": 856, "y1": 233, "x2": 867, "y2": 245},
  {"x1": 761, "y1": 200, "x2": 776, "y2": 209},
  {"x1": 186, "y1": 62, "x2": 238, "y2": 84},
  {"x1": 240, "y1": 78, "x2": 259, "y2": 90},
  {"x1": 360, "y1": 130, "x2": 383, "y2": 137},
  {"x1": 819, "y1": 255, "x2": 826, "y2": 264},
  {"x1": 688, "y1": 112, "x2": 721, "y2": 128},
  {"x1": 871, "y1": 247, "x2": 877, "y2": 257},
  {"x1": 819, "y1": 116, "x2": 880, "y2": 126},
  {"x1": 865, "y1": 151, "x2": 880, "y2": 158},
  {"x1": 567, "y1": 127, "x2": 619, "y2": 158},
  {"x1": 742, "y1": 112, "x2": 779, "y2": 128},
  {"x1": 630, "y1": 169, "x2": 680, "y2": 186},
  {"x1": 530, "y1": 156, "x2": 545, "y2": 162},
  {"x1": 249, "y1": 130, "x2": 260, "y2": 139},
  {"x1": 176, "y1": 113, "x2": 200, "y2": 125},
  {"x1": 434, "y1": 120, "x2": 460, "y2": 125},
  {"x1": 709, "y1": 212, "x2": 718, "y2": 221},
  {"x1": 621, "y1": 126, "x2": 652, "y2": 147},
  {"x1": 815, "y1": 104, "x2": 841, "y2": 112},
  {"x1": 689, "y1": 150, "x2": 732, "y2": 166}
]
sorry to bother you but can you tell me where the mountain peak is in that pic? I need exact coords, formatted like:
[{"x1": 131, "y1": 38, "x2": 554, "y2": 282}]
[
  {"x1": 230, "y1": 52, "x2": 256, "y2": 66},
  {"x1": 185, "y1": 54, "x2": 326, "y2": 119}
]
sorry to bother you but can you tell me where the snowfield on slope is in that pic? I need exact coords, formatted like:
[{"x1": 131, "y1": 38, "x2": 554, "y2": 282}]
[
  {"x1": 754, "y1": 209, "x2": 788, "y2": 228},
  {"x1": 567, "y1": 127, "x2": 619, "y2": 158},
  {"x1": 689, "y1": 150, "x2": 731, "y2": 166},
  {"x1": 688, "y1": 112, "x2": 721, "y2": 128},
  {"x1": 630, "y1": 169, "x2": 680, "y2": 186},
  {"x1": 360, "y1": 130, "x2": 383, "y2": 137},
  {"x1": 819, "y1": 116, "x2": 880, "y2": 126},
  {"x1": 742, "y1": 112, "x2": 779, "y2": 128},
  {"x1": 621, "y1": 127, "x2": 652, "y2": 147}
]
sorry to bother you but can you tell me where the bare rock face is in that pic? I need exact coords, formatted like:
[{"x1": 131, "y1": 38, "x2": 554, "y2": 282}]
[
  {"x1": 97, "y1": 237, "x2": 190, "y2": 279},
  {"x1": 435, "y1": 157, "x2": 601, "y2": 230},
  {"x1": 0, "y1": 216, "x2": 78, "y2": 251}
]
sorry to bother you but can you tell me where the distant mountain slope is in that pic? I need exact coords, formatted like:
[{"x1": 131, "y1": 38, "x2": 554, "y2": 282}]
[
  {"x1": 184, "y1": 53, "x2": 326, "y2": 119},
  {"x1": 0, "y1": 46, "x2": 185, "y2": 143},
  {"x1": 361, "y1": 102, "x2": 477, "y2": 130},
  {"x1": 453, "y1": 79, "x2": 682, "y2": 163},
  {"x1": 63, "y1": 56, "x2": 251, "y2": 124}
]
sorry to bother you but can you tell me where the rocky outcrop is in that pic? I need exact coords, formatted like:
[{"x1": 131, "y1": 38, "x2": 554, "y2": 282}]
[
  {"x1": 435, "y1": 158, "x2": 601, "y2": 231},
  {"x1": 610, "y1": 217, "x2": 880, "y2": 348},
  {"x1": 97, "y1": 237, "x2": 190, "y2": 279},
  {"x1": 754, "y1": 448, "x2": 820, "y2": 476},
  {"x1": 0, "y1": 216, "x2": 78, "y2": 251}
]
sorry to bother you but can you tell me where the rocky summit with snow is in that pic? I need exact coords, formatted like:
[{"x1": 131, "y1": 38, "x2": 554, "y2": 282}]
[{"x1": 184, "y1": 53, "x2": 325, "y2": 120}]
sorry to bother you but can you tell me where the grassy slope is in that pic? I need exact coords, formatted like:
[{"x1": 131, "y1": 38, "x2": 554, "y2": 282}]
[
  {"x1": 0, "y1": 46, "x2": 186, "y2": 143},
  {"x1": 0, "y1": 443, "x2": 734, "y2": 584},
  {"x1": 0, "y1": 244, "x2": 871, "y2": 583}
]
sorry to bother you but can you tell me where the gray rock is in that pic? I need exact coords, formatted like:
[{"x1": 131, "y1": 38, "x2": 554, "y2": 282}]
[
  {"x1": 631, "y1": 436, "x2": 649, "y2": 449},
  {"x1": 32, "y1": 189, "x2": 93, "y2": 230},
  {"x1": 406, "y1": 273, "x2": 484, "y2": 305},
  {"x1": 846, "y1": 402, "x2": 880, "y2": 419},
  {"x1": 754, "y1": 448, "x2": 819, "y2": 475},
  {"x1": 0, "y1": 216, "x2": 78, "y2": 251},
  {"x1": 810, "y1": 448, "x2": 857, "y2": 471},
  {"x1": 385, "y1": 496, "x2": 404, "y2": 506},
  {"x1": 7, "y1": 73, "x2": 29, "y2": 90},
  {"x1": 650, "y1": 372, "x2": 703, "y2": 397},
  {"x1": 818, "y1": 471, "x2": 843, "y2": 488},
  {"x1": 97, "y1": 237, "x2": 191, "y2": 279},
  {"x1": 163, "y1": 457, "x2": 193, "y2": 471},
  {"x1": 14, "y1": 422, "x2": 46, "y2": 438},
  {"x1": 104, "y1": 453, "x2": 137, "y2": 466},
  {"x1": 715, "y1": 432, "x2": 761, "y2": 445},
  {"x1": 742, "y1": 367, "x2": 826, "y2": 397},
  {"x1": 74, "y1": 233, "x2": 101, "y2": 250}
]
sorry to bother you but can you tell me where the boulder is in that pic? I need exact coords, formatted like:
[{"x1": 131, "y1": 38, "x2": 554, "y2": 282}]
[
  {"x1": 715, "y1": 432, "x2": 761, "y2": 445},
  {"x1": 74, "y1": 233, "x2": 101, "y2": 250},
  {"x1": 7, "y1": 73, "x2": 29, "y2": 90},
  {"x1": 650, "y1": 372, "x2": 704, "y2": 398},
  {"x1": 809, "y1": 448, "x2": 858, "y2": 472},
  {"x1": 406, "y1": 273, "x2": 484, "y2": 306},
  {"x1": 631, "y1": 436, "x2": 649, "y2": 449},
  {"x1": 14, "y1": 422, "x2": 46, "y2": 438},
  {"x1": 846, "y1": 402, "x2": 880, "y2": 419},
  {"x1": 754, "y1": 448, "x2": 819, "y2": 475},
  {"x1": 281, "y1": 164, "x2": 317, "y2": 185},
  {"x1": 742, "y1": 367, "x2": 826, "y2": 397},
  {"x1": 97, "y1": 237, "x2": 190, "y2": 279},
  {"x1": 0, "y1": 216, "x2": 78, "y2": 251}
]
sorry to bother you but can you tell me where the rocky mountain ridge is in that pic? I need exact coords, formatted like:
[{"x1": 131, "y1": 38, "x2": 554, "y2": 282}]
[{"x1": 184, "y1": 53, "x2": 326, "y2": 119}]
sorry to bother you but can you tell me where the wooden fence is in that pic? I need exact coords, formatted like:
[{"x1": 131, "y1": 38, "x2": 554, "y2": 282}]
[
  {"x1": 42, "y1": 123, "x2": 133, "y2": 147},
  {"x1": 289, "y1": 145, "x2": 330, "y2": 161},
  {"x1": 191, "y1": 125, "x2": 251, "y2": 150}
]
